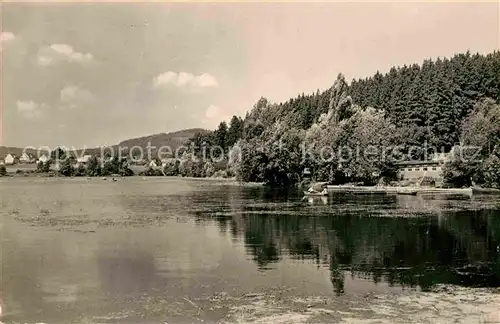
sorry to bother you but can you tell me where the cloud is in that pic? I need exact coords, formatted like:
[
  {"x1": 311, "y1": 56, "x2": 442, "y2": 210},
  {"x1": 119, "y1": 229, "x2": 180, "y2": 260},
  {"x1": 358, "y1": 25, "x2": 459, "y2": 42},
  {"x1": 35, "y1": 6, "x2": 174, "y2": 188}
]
[
  {"x1": 37, "y1": 44, "x2": 93, "y2": 66},
  {"x1": 16, "y1": 100, "x2": 46, "y2": 119},
  {"x1": 152, "y1": 71, "x2": 219, "y2": 92},
  {"x1": 0, "y1": 32, "x2": 15, "y2": 43},
  {"x1": 60, "y1": 85, "x2": 94, "y2": 105}
]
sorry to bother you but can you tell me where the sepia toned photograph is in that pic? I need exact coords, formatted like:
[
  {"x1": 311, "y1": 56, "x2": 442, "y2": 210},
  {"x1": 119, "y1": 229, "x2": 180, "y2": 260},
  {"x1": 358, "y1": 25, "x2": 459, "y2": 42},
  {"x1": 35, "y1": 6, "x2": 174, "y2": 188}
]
[{"x1": 1, "y1": 1, "x2": 500, "y2": 323}]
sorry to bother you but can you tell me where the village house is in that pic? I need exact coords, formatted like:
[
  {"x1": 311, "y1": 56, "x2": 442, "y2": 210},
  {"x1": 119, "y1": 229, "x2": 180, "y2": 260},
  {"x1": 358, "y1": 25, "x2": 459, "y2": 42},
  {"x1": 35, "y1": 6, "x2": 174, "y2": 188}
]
[
  {"x1": 75, "y1": 155, "x2": 92, "y2": 168},
  {"x1": 19, "y1": 153, "x2": 32, "y2": 164},
  {"x1": 4, "y1": 153, "x2": 15, "y2": 165},
  {"x1": 76, "y1": 155, "x2": 92, "y2": 164},
  {"x1": 37, "y1": 154, "x2": 50, "y2": 164}
]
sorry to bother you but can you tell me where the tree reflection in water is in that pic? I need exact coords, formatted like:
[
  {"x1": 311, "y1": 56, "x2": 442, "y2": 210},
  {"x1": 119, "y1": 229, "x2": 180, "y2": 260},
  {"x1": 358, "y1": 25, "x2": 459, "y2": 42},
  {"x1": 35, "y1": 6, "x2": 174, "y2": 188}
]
[{"x1": 194, "y1": 187, "x2": 500, "y2": 294}]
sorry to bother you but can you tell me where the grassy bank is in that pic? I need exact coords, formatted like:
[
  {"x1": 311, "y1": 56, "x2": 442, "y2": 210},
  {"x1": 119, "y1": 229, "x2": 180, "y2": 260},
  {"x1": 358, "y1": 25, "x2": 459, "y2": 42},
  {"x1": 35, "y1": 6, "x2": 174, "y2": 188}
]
[{"x1": 0, "y1": 171, "x2": 265, "y2": 187}]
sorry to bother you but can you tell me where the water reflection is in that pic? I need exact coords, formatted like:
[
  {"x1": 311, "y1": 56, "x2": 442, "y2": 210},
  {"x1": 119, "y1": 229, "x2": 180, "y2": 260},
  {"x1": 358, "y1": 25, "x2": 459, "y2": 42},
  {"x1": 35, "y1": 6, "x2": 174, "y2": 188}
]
[
  {"x1": 305, "y1": 196, "x2": 329, "y2": 205},
  {"x1": 183, "y1": 185, "x2": 500, "y2": 293},
  {"x1": 1, "y1": 178, "x2": 500, "y2": 323}
]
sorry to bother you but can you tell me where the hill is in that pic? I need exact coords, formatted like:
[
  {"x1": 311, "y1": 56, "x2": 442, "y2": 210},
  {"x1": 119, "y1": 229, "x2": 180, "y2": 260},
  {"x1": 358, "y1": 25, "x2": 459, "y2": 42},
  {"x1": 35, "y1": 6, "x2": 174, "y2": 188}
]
[
  {"x1": 0, "y1": 128, "x2": 209, "y2": 160},
  {"x1": 0, "y1": 146, "x2": 38, "y2": 158},
  {"x1": 76, "y1": 128, "x2": 209, "y2": 158},
  {"x1": 117, "y1": 128, "x2": 208, "y2": 154}
]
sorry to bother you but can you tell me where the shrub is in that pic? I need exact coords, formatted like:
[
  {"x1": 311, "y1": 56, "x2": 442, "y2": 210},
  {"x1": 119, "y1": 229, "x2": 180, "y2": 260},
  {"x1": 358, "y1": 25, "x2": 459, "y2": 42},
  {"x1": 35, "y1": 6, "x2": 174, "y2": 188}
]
[
  {"x1": 141, "y1": 167, "x2": 164, "y2": 176},
  {"x1": 58, "y1": 158, "x2": 74, "y2": 177},
  {"x1": 120, "y1": 164, "x2": 135, "y2": 176},
  {"x1": 86, "y1": 156, "x2": 101, "y2": 177},
  {"x1": 442, "y1": 161, "x2": 476, "y2": 188},
  {"x1": 164, "y1": 160, "x2": 180, "y2": 176},
  {"x1": 101, "y1": 157, "x2": 133, "y2": 176},
  {"x1": 203, "y1": 162, "x2": 216, "y2": 177},
  {"x1": 36, "y1": 161, "x2": 52, "y2": 173},
  {"x1": 225, "y1": 169, "x2": 235, "y2": 178},
  {"x1": 480, "y1": 155, "x2": 500, "y2": 188},
  {"x1": 0, "y1": 165, "x2": 7, "y2": 176},
  {"x1": 74, "y1": 164, "x2": 86, "y2": 177},
  {"x1": 212, "y1": 170, "x2": 227, "y2": 178}
]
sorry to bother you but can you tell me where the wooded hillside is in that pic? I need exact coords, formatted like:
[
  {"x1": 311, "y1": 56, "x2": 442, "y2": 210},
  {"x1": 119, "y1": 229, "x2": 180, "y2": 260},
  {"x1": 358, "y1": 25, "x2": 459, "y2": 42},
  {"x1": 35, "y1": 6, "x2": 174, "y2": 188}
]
[{"x1": 184, "y1": 51, "x2": 500, "y2": 187}]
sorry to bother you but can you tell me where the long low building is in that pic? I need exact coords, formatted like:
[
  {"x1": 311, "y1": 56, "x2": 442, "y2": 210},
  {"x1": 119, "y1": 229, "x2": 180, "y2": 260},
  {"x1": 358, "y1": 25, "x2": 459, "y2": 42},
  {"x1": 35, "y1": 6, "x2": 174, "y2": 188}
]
[
  {"x1": 395, "y1": 160, "x2": 444, "y2": 180},
  {"x1": 395, "y1": 151, "x2": 452, "y2": 182}
]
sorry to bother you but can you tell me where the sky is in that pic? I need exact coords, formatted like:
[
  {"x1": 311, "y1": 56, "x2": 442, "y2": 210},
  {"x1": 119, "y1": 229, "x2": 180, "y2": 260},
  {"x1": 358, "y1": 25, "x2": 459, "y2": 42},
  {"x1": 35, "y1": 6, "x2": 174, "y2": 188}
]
[{"x1": 1, "y1": 1, "x2": 499, "y2": 148}]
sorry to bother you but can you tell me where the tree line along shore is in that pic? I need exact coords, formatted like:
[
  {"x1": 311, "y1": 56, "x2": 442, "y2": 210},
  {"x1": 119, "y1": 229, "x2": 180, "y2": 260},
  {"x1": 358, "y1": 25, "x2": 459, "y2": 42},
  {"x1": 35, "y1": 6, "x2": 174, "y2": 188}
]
[{"x1": 1, "y1": 51, "x2": 499, "y2": 189}]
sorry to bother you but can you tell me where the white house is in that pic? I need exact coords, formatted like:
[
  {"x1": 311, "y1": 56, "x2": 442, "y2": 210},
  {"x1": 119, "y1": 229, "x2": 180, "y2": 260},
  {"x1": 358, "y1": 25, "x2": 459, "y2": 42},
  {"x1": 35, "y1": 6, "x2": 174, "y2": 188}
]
[
  {"x1": 76, "y1": 155, "x2": 92, "y2": 164},
  {"x1": 38, "y1": 154, "x2": 50, "y2": 164},
  {"x1": 4, "y1": 154, "x2": 15, "y2": 165},
  {"x1": 19, "y1": 153, "x2": 31, "y2": 164}
]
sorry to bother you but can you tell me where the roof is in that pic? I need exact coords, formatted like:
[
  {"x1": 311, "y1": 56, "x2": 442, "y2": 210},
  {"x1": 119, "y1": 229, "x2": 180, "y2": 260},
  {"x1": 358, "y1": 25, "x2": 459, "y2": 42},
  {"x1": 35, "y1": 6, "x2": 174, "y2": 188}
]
[
  {"x1": 394, "y1": 160, "x2": 441, "y2": 166},
  {"x1": 76, "y1": 155, "x2": 92, "y2": 163}
]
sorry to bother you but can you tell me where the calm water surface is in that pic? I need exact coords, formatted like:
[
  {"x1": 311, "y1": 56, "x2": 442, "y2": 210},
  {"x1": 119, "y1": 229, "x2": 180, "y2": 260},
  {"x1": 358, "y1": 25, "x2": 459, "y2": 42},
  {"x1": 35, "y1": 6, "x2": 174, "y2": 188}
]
[{"x1": 1, "y1": 177, "x2": 499, "y2": 323}]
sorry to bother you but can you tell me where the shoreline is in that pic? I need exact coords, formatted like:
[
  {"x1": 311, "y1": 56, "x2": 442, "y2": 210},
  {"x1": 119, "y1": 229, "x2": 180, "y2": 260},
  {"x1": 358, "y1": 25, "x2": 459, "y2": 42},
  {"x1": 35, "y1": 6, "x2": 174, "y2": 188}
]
[
  {"x1": 327, "y1": 185, "x2": 474, "y2": 195},
  {"x1": 0, "y1": 173, "x2": 265, "y2": 186},
  {"x1": 1, "y1": 172, "x2": 497, "y2": 194}
]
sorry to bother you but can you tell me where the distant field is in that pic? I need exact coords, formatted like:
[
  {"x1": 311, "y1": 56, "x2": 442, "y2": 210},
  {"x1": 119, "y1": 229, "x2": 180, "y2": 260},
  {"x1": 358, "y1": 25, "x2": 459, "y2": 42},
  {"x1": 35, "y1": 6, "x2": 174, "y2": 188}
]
[
  {"x1": 5, "y1": 164, "x2": 37, "y2": 173},
  {"x1": 4, "y1": 164, "x2": 148, "y2": 174}
]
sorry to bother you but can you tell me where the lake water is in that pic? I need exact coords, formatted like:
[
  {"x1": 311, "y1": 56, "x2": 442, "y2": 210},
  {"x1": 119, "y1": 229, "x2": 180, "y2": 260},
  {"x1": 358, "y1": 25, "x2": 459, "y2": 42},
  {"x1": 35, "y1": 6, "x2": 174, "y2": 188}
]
[{"x1": 1, "y1": 177, "x2": 500, "y2": 323}]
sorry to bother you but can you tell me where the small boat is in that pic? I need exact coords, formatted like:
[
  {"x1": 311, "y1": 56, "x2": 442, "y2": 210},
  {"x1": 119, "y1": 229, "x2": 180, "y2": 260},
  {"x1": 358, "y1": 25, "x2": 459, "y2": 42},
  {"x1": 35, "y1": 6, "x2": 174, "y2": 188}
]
[
  {"x1": 309, "y1": 182, "x2": 329, "y2": 192},
  {"x1": 304, "y1": 182, "x2": 329, "y2": 196}
]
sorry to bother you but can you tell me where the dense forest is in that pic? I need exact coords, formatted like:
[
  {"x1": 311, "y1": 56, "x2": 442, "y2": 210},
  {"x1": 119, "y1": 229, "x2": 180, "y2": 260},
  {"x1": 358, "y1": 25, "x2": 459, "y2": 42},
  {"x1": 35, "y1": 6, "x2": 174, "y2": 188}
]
[{"x1": 167, "y1": 51, "x2": 499, "y2": 187}]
